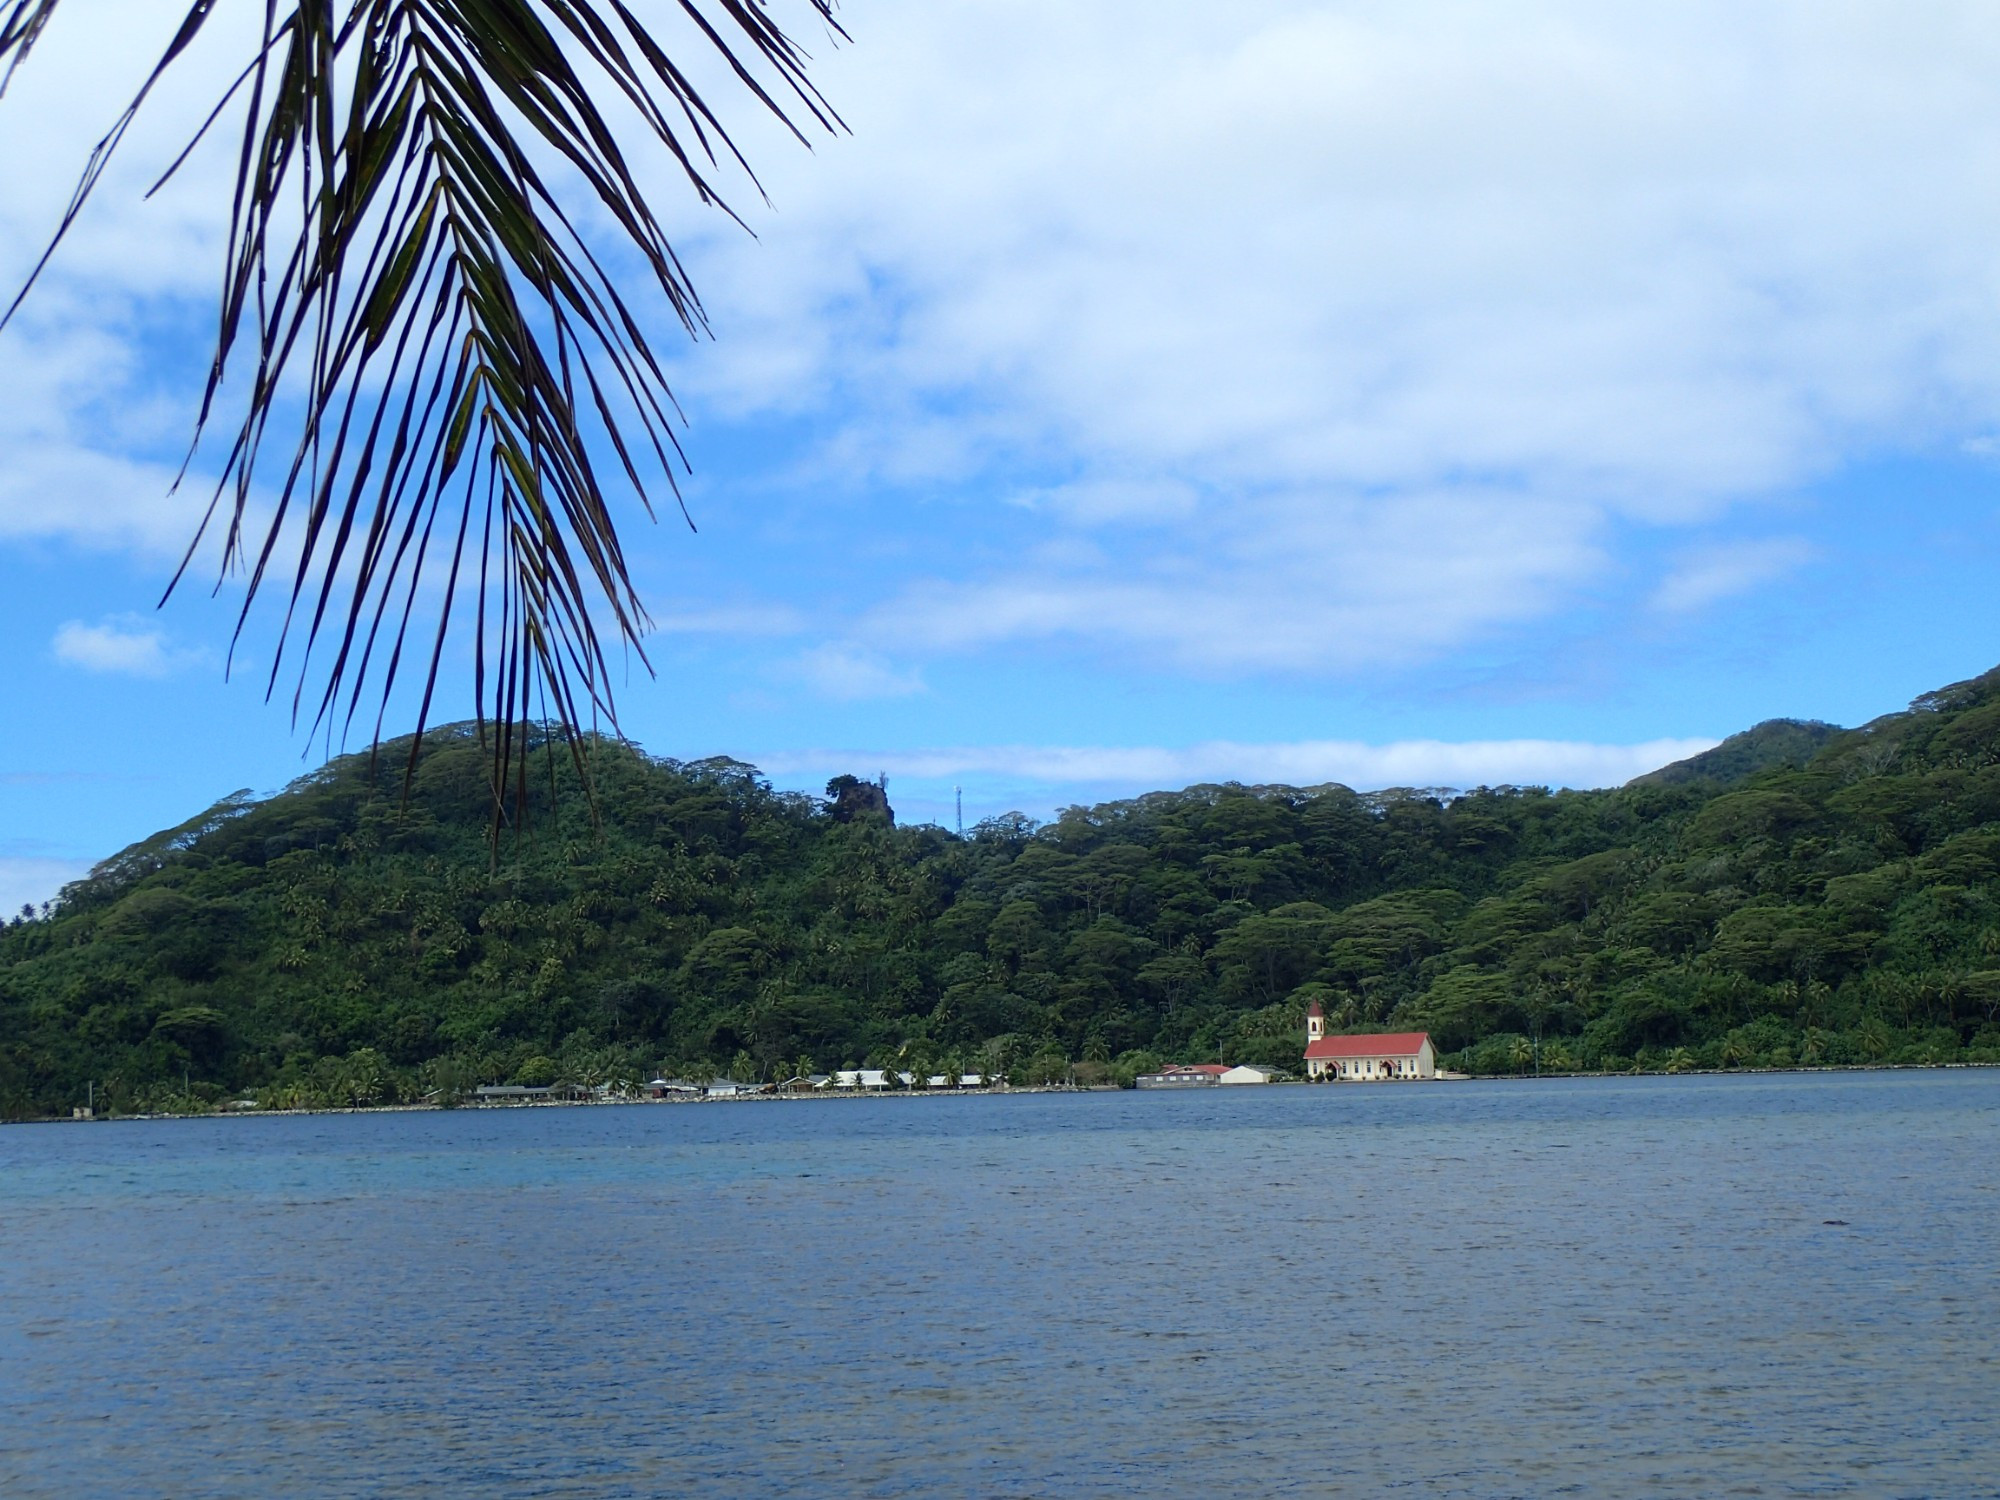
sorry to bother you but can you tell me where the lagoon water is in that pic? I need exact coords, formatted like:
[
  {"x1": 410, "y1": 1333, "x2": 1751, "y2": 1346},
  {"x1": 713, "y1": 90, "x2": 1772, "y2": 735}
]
[{"x1": 2, "y1": 1072, "x2": 1996, "y2": 1498}]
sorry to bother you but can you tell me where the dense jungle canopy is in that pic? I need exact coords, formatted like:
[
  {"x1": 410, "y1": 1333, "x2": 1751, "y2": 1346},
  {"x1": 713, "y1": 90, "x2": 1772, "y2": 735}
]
[{"x1": 9, "y1": 668, "x2": 2000, "y2": 1117}]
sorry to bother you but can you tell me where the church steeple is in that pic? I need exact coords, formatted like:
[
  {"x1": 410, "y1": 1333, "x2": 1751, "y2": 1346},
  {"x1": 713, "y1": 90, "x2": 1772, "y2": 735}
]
[{"x1": 1306, "y1": 996, "x2": 1325, "y2": 1043}]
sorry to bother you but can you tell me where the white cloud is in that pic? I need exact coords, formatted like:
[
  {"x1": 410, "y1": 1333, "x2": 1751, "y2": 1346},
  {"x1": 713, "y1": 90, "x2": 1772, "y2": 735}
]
[
  {"x1": 51, "y1": 617, "x2": 195, "y2": 678},
  {"x1": 0, "y1": 302, "x2": 224, "y2": 555},
  {"x1": 13, "y1": 2, "x2": 2000, "y2": 680},
  {"x1": 659, "y1": 0, "x2": 2000, "y2": 668},
  {"x1": 1651, "y1": 537, "x2": 1818, "y2": 614},
  {"x1": 757, "y1": 735, "x2": 1720, "y2": 794},
  {"x1": 0, "y1": 2, "x2": 247, "y2": 294},
  {"x1": 785, "y1": 643, "x2": 925, "y2": 701},
  {"x1": 865, "y1": 487, "x2": 1603, "y2": 670},
  {"x1": 0, "y1": 4, "x2": 328, "y2": 569}
]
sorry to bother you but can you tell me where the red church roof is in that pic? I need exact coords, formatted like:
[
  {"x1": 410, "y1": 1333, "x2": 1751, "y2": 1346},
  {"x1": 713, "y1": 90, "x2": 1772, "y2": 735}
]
[{"x1": 1304, "y1": 1032, "x2": 1431, "y2": 1061}]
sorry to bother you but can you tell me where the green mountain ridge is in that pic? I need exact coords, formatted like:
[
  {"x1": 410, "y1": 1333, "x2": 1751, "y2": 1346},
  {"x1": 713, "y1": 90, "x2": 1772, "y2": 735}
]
[
  {"x1": 1627, "y1": 717, "x2": 1843, "y2": 787},
  {"x1": 8, "y1": 669, "x2": 2000, "y2": 1116}
]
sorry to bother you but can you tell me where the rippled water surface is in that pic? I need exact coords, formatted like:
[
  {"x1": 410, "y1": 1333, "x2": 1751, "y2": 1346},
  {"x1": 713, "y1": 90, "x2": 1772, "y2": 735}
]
[{"x1": 3, "y1": 1072, "x2": 1997, "y2": 1497}]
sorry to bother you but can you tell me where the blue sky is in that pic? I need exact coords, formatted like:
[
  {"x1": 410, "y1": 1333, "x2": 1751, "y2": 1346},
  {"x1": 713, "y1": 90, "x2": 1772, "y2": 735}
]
[{"x1": 6, "y1": 0, "x2": 2000, "y2": 911}]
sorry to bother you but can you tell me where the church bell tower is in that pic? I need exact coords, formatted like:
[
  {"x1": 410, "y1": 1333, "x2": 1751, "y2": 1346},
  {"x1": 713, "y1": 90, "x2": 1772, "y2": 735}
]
[{"x1": 1306, "y1": 997, "x2": 1325, "y2": 1043}]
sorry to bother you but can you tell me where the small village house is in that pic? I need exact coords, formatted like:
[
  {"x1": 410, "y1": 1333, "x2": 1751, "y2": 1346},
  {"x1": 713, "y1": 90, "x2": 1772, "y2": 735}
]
[
  {"x1": 474, "y1": 1082, "x2": 592, "y2": 1102},
  {"x1": 831, "y1": 1069, "x2": 892, "y2": 1090},
  {"x1": 1301, "y1": 1000, "x2": 1437, "y2": 1079},
  {"x1": 1135, "y1": 1063, "x2": 1230, "y2": 1088}
]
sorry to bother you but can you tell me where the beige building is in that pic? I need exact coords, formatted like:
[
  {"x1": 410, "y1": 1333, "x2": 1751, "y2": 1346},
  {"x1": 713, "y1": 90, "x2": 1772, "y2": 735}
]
[
  {"x1": 1302, "y1": 1000, "x2": 1437, "y2": 1079},
  {"x1": 1218, "y1": 1064, "x2": 1282, "y2": 1084}
]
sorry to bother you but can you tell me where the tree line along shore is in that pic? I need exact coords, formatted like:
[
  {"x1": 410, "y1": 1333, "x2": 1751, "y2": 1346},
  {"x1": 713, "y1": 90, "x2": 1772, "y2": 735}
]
[
  {"x1": 27, "y1": 1061, "x2": 1988, "y2": 1125},
  {"x1": 9, "y1": 668, "x2": 2000, "y2": 1119}
]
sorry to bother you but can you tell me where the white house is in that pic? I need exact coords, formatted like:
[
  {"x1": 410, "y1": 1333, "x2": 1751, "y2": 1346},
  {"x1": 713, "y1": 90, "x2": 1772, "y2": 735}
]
[
  {"x1": 1218, "y1": 1064, "x2": 1283, "y2": 1085},
  {"x1": 830, "y1": 1069, "x2": 894, "y2": 1090},
  {"x1": 1302, "y1": 1000, "x2": 1436, "y2": 1080}
]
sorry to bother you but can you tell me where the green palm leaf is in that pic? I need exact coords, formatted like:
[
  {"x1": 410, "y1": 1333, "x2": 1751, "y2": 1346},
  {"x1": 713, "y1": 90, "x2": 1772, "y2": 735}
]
[{"x1": 1, "y1": 0, "x2": 843, "y2": 832}]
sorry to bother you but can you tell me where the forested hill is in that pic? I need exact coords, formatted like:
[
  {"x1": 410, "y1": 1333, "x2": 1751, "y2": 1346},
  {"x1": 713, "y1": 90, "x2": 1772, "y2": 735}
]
[{"x1": 9, "y1": 668, "x2": 2000, "y2": 1117}]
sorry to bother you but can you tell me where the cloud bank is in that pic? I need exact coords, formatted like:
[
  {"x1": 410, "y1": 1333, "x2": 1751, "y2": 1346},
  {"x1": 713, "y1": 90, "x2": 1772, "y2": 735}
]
[
  {"x1": 9, "y1": 1, "x2": 2000, "y2": 696},
  {"x1": 661, "y1": 0, "x2": 2000, "y2": 672},
  {"x1": 756, "y1": 735, "x2": 1720, "y2": 797}
]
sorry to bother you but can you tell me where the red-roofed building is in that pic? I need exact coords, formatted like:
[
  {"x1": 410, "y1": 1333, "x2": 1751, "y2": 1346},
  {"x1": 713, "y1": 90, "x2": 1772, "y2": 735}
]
[{"x1": 1302, "y1": 999, "x2": 1436, "y2": 1080}]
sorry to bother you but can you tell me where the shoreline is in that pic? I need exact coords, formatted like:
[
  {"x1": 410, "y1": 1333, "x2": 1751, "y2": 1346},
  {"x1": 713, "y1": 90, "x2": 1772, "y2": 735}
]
[{"x1": 12, "y1": 1059, "x2": 1997, "y2": 1125}]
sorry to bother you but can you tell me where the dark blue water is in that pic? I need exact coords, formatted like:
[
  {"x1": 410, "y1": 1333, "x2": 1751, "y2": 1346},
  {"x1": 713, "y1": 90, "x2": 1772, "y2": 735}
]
[{"x1": 2, "y1": 1072, "x2": 1996, "y2": 1498}]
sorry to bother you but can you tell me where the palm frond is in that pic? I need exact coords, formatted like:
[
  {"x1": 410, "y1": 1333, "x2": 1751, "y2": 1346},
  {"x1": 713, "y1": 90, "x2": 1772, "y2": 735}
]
[
  {"x1": 2, "y1": 0, "x2": 844, "y2": 835},
  {"x1": 0, "y1": 0, "x2": 64, "y2": 94}
]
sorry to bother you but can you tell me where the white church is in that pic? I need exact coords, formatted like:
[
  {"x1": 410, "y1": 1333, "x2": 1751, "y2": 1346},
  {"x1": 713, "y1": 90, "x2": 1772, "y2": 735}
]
[{"x1": 1302, "y1": 999, "x2": 1437, "y2": 1080}]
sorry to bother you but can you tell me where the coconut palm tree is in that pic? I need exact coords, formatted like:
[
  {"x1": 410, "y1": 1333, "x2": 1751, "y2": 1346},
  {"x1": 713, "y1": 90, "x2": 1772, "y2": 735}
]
[
  {"x1": 326, "y1": 1046, "x2": 386, "y2": 1104},
  {"x1": 0, "y1": 1, "x2": 842, "y2": 818},
  {"x1": 1506, "y1": 1035, "x2": 1533, "y2": 1075},
  {"x1": 1858, "y1": 1015, "x2": 1892, "y2": 1062},
  {"x1": 569, "y1": 1046, "x2": 611, "y2": 1092}
]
